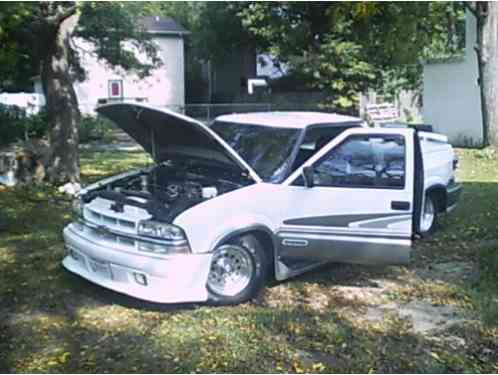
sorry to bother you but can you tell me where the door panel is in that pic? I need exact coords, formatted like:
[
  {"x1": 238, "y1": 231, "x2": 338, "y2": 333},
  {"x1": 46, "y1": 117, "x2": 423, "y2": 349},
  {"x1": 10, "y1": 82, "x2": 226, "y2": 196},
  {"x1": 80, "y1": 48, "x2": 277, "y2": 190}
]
[
  {"x1": 277, "y1": 128, "x2": 415, "y2": 268},
  {"x1": 277, "y1": 231, "x2": 411, "y2": 265}
]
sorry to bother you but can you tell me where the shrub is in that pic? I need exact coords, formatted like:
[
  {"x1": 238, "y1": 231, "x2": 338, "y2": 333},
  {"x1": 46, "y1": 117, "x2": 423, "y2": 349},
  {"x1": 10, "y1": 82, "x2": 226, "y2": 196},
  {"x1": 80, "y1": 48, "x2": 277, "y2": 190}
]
[
  {"x1": 0, "y1": 105, "x2": 117, "y2": 147},
  {"x1": 0, "y1": 104, "x2": 26, "y2": 145},
  {"x1": 0, "y1": 104, "x2": 49, "y2": 146},
  {"x1": 79, "y1": 114, "x2": 115, "y2": 143}
]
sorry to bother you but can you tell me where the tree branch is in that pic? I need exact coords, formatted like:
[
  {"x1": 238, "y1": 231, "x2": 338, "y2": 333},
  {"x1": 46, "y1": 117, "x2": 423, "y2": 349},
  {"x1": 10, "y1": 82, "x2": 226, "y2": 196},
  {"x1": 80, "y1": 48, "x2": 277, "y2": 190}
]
[
  {"x1": 43, "y1": 4, "x2": 78, "y2": 26},
  {"x1": 54, "y1": 4, "x2": 78, "y2": 25},
  {"x1": 465, "y1": 2, "x2": 479, "y2": 19}
]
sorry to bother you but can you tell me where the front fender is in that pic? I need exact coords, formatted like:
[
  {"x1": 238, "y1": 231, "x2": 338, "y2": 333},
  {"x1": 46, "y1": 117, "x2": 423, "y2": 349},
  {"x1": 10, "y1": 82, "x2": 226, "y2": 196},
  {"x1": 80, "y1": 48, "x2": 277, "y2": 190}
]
[
  {"x1": 174, "y1": 183, "x2": 284, "y2": 254},
  {"x1": 207, "y1": 215, "x2": 276, "y2": 252},
  {"x1": 179, "y1": 211, "x2": 276, "y2": 254},
  {"x1": 424, "y1": 176, "x2": 447, "y2": 192}
]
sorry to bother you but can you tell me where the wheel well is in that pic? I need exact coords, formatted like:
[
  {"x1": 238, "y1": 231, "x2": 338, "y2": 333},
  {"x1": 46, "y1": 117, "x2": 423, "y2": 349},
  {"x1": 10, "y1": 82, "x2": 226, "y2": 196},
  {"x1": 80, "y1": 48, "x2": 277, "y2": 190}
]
[
  {"x1": 220, "y1": 229, "x2": 276, "y2": 280},
  {"x1": 427, "y1": 186, "x2": 446, "y2": 213}
]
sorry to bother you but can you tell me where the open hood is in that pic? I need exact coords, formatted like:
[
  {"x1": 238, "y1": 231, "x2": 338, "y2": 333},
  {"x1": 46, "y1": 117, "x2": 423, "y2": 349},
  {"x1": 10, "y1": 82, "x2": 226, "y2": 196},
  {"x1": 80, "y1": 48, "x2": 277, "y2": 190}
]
[{"x1": 96, "y1": 103, "x2": 261, "y2": 182}]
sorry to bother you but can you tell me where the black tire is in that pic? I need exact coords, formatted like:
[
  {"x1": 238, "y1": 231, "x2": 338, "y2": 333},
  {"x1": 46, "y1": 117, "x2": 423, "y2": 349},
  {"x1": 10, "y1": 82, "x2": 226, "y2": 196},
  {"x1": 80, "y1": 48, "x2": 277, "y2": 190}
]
[
  {"x1": 419, "y1": 193, "x2": 438, "y2": 237},
  {"x1": 207, "y1": 234, "x2": 270, "y2": 305}
]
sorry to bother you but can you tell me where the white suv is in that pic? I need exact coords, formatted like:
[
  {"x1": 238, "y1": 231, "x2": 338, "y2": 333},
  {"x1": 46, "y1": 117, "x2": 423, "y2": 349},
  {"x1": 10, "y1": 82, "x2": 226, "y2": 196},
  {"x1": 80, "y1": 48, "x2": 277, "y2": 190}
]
[{"x1": 63, "y1": 103, "x2": 462, "y2": 305}]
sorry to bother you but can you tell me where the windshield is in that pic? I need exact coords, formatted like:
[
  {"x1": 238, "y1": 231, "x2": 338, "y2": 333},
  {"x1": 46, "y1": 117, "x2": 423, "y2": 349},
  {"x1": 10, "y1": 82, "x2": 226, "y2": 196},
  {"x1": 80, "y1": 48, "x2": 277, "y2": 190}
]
[{"x1": 211, "y1": 121, "x2": 301, "y2": 182}]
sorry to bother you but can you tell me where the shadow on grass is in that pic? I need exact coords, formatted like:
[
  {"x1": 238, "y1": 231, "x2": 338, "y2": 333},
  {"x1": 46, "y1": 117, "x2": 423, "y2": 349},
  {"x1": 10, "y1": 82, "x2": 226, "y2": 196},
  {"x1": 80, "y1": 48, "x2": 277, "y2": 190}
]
[{"x1": 0, "y1": 176, "x2": 497, "y2": 372}]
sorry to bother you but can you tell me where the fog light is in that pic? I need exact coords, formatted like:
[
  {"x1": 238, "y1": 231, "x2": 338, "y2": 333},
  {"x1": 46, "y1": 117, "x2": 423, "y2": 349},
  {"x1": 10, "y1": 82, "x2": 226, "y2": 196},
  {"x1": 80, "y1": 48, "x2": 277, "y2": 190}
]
[
  {"x1": 133, "y1": 272, "x2": 148, "y2": 286},
  {"x1": 69, "y1": 248, "x2": 80, "y2": 261}
]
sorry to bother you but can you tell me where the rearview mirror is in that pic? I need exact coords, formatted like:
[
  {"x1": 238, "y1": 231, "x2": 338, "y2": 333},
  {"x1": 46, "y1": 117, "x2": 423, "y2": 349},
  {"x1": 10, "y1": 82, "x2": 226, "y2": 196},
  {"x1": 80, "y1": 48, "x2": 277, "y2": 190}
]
[{"x1": 302, "y1": 166, "x2": 315, "y2": 188}]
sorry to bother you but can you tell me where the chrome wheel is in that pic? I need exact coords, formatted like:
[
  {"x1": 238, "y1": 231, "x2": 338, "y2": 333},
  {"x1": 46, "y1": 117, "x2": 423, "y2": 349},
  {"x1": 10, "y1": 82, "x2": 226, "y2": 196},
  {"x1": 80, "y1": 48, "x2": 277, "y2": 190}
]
[
  {"x1": 207, "y1": 244, "x2": 254, "y2": 297},
  {"x1": 420, "y1": 196, "x2": 435, "y2": 233}
]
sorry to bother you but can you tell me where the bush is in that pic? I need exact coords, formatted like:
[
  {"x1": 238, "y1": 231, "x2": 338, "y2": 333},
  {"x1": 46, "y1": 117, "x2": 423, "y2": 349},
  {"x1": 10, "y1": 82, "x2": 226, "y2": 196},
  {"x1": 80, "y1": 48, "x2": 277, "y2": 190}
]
[
  {"x1": 0, "y1": 105, "x2": 115, "y2": 147},
  {"x1": 0, "y1": 104, "x2": 49, "y2": 146},
  {"x1": 79, "y1": 114, "x2": 115, "y2": 143}
]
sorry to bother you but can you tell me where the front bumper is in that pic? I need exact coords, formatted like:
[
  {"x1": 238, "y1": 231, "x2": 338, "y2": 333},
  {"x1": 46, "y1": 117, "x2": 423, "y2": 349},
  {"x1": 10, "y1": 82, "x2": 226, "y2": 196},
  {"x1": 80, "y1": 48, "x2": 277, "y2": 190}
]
[{"x1": 62, "y1": 224, "x2": 212, "y2": 303}]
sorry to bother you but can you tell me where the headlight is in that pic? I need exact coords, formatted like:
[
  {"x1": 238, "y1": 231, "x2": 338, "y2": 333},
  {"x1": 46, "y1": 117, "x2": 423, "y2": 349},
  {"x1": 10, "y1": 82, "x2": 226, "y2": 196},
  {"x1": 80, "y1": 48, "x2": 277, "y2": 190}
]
[
  {"x1": 137, "y1": 220, "x2": 186, "y2": 241},
  {"x1": 137, "y1": 240, "x2": 191, "y2": 255}
]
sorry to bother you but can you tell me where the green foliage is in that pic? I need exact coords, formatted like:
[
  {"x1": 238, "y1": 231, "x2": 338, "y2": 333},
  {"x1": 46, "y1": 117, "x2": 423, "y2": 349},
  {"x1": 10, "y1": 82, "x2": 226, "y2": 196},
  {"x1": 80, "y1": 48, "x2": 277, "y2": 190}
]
[
  {"x1": 146, "y1": 2, "x2": 252, "y2": 64},
  {"x1": 0, "y1": 104, "x2": 49, "y2": 146},
  {"x1": 237, "y1": 2, "x2": 466, "y2": 110},
  {"x1": 76, "y1": 2, "x2": 161, "y2": 80},
  {"x1": 0, "y1": 2, "x2": 39, "y2": 91},
  {"x1": 0, "y1": 2, "x2": 161, "y2": 90},
  {"x1": 78, "y1": 115, "x2": 115, "y2": 144}
]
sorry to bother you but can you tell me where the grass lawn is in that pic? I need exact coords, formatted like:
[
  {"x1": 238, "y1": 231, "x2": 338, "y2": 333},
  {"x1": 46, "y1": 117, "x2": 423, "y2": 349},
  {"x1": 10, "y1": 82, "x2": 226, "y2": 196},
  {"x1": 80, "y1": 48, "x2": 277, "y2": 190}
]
[{"x1": 0, "y1": 148, "x2": 497, "y2": 373}]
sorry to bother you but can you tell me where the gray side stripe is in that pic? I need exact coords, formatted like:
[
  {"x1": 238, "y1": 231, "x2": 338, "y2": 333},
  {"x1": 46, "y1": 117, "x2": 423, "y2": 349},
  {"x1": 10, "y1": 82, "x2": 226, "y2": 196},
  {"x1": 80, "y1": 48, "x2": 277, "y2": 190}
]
[
  {"x1": 278, "y1": 231, "x2": 409, "y2": 241},
  {"x1": 356, "y1": 215, "x2": 411, "y2": 228},
  {"x1": 283, "y1": 213, "x2": 408, "y2": 227}
]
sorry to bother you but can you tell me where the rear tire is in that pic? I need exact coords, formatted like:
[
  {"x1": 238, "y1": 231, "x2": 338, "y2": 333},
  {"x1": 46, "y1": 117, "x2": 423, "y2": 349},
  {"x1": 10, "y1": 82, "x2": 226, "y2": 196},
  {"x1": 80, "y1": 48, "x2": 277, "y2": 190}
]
[
  {"x1": 207, "y1": 234, "x2": 269, "y2": 305},
  {"x1": 419, "y1": 193, "x2": 438, "y2": 237}
]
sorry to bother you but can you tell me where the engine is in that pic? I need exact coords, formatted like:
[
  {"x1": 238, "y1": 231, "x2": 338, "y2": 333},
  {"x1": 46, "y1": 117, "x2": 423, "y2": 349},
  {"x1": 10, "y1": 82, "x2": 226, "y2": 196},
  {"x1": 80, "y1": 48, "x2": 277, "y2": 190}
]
[{"x1": 82, "y1": 161, "x2": 248, "y2": 223}]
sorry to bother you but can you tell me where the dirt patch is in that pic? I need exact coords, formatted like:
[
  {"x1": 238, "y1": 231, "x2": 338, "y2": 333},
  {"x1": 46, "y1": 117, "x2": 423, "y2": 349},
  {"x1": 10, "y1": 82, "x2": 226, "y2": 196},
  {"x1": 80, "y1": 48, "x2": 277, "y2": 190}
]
[
  {"x1": 364, "y1": 300, "x2": 472, "y2": 335},
  {"x1": 416, "y1": 261, "x2": 478, "y2": 284}
]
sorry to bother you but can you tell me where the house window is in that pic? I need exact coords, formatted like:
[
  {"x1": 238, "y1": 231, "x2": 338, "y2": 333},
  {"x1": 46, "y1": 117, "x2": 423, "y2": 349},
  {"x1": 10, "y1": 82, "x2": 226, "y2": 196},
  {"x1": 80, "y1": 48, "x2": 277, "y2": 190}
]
[{"x1": 108, "y1": 80, "x2": 123, "y2": 99}]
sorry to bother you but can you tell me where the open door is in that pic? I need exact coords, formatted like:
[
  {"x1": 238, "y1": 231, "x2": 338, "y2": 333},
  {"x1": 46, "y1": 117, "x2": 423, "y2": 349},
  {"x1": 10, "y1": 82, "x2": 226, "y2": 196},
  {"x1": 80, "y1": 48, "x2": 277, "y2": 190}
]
[{"x1": 276, "y1": 128, "x2": 416, "y2": 273}]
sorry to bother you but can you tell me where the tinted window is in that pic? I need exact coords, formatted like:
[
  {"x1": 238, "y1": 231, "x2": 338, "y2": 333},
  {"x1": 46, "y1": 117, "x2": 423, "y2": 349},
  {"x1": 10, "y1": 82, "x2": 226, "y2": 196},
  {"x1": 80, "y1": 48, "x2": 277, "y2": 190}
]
[
  {"x1": 302, "y1": 125, "x2": 359, "y2": 149},
  {"x1": 211, "y1": 121, "x2": 301, "y2": 182},
  {"x1": 291, "y1": 125, "x2": 359, "y2": 171},
  {"x1": 312, "y1": 135, "x2": 405, "y2": 188}
]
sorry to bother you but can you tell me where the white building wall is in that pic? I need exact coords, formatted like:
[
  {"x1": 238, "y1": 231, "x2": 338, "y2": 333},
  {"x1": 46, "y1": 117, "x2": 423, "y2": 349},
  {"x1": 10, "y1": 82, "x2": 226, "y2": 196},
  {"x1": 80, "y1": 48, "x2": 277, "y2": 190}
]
[
  {"x1": 423, "y1": 10, "x2": 483, "y2": 146},
  {"x1": 33, "y1": 36, "x2": 186, "y2": 115}
]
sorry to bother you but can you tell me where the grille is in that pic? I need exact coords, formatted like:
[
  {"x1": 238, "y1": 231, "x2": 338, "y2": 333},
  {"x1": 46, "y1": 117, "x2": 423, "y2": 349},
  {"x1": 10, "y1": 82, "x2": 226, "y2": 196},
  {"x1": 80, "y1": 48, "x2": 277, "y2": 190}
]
[
  {"x1": 83, "y1": 225, "x2": 137, "y2": 250},
  {"x1": 84, "y1": 207, "x2": 136, "y2": 233}
]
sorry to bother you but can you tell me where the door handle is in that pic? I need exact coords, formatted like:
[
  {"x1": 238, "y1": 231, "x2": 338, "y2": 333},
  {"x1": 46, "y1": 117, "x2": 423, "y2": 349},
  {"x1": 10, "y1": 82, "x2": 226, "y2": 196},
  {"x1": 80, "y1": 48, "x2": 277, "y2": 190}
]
[{"x1": 391, "y1": 201, "x2": 410, "y2": 211}]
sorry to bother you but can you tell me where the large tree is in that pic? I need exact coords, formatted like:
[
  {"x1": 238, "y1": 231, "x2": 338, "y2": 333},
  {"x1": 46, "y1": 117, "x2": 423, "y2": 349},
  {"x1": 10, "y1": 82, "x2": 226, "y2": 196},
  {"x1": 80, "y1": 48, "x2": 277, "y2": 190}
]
[
  {"x1": 237, "y1": 2, "x2": 465, "y2": 109},
  {"x1": 467, "y1": 2, "x2": 498, "y2": 147},
  {"x1": 0, "y1": 2, "x2": 160, "y2": 183}
]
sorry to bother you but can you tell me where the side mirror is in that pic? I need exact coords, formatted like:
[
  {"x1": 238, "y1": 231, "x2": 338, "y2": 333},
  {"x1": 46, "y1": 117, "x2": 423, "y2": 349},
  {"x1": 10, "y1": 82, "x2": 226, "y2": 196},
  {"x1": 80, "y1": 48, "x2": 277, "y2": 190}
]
[{"x1": 302, "y1": 166, "x2": 315, "y2": 188}]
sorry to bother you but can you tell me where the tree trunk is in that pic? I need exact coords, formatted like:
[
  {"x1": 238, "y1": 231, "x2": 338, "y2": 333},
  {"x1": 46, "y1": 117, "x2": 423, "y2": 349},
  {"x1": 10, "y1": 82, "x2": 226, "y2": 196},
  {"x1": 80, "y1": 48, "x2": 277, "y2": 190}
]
[
  {"x1": 476, "y1": 2, "x2": 498, "y2": 147},
  {"x1": 41, "y1": 12, "x2": 81, "y2": 183}
]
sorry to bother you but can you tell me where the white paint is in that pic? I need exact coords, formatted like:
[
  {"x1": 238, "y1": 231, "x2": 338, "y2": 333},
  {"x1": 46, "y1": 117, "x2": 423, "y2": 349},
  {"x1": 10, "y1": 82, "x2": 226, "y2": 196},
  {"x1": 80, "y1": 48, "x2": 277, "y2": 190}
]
[
  {"x1": 63, "y1": 111, "x2": 459, "y2": 304},
  {"x1": 63, "y1": 225, "x2": 211, "y2": 303},
  {"x1": 33, "y1": 35, "x2": 186, "y2": 115},
  {"x1": 216, "y1": 111, "x2": 364, "y2": 128},
  {"x1": 98, "y1": 102, "x2": 262, "y2": 182},
  {"x1": 247, "y1": 78, "x2": 268, "y2": 94},
  {"x1": 423, "y1": 10, "x2": 483, "y2": 146}
]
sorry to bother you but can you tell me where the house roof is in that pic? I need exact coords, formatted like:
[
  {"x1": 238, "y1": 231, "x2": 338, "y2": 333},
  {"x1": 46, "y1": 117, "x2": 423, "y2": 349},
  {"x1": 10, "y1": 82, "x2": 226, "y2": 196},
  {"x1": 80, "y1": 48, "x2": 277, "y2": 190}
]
[
  {"x1": 141, "y1": 16, "x2": 190, "y2": 36},
  {"x1": 215, "y1": 111, "x2": 363, "y2": 129}
]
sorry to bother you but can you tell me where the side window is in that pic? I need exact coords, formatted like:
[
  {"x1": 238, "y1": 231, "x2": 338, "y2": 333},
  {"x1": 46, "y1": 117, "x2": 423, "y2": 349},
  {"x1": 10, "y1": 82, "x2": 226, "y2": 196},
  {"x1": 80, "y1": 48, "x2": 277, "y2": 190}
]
[{"x1": 312, "y1": 135, "x2": 405, "y2": 189}]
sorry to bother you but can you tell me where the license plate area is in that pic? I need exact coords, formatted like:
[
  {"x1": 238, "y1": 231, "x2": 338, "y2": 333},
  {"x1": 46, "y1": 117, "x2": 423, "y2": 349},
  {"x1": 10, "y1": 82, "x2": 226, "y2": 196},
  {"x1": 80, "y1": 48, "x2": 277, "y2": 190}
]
[{"x1": 88, "y1": 257, "x2": 112, "y2": 279}]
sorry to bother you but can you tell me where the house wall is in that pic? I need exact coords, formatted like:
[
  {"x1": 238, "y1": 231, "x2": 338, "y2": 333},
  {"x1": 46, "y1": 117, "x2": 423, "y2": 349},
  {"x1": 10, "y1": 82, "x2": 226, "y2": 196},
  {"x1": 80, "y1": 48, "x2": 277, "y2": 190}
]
[
  {"x1": 423, "y1": 10, "x2": 483, "y2": 146},
  {"x1": 33, "y1": 36, "x2": 186, "y2": 115}
]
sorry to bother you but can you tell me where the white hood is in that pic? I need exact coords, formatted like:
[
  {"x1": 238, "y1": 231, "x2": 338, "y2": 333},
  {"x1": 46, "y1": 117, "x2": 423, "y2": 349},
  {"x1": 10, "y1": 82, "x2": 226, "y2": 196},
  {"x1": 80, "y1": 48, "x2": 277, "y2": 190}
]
[{"x1": 97, "y1": 103, "x2": 261, "y2": 182}]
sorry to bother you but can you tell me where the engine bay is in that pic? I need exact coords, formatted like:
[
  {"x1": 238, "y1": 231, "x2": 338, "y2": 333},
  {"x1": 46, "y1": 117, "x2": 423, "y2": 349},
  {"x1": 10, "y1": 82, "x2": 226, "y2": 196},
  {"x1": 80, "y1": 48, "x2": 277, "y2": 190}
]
[{"x1": 81, "y1": 161, "x2": 251, "y2": 223}]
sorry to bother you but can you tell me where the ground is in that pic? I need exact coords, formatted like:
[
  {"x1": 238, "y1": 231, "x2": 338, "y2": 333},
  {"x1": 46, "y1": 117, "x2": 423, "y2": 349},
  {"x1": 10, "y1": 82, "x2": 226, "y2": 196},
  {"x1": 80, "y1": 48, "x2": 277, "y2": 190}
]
[{"x1": 0, "y1": 147, "x2": 497, "y2": 373}]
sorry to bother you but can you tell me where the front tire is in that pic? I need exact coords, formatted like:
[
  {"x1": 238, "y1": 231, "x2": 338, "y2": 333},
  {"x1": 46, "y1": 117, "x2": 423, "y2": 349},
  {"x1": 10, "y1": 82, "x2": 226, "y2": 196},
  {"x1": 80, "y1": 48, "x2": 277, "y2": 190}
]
[
  {"x1": 419, "y1": 193, "x2": 438, "y2": 237},
  {"x1": 207, "y1": 234, "x2": 269, "y2": 305}
]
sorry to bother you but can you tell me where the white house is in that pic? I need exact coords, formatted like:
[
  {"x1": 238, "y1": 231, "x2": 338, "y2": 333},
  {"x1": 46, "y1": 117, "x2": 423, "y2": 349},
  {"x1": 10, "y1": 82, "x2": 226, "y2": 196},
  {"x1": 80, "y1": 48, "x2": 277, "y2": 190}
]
[
  {"x1": 423, "y1": 10, "x2": 483, "y2": 146},
  {"x1": 33, "y1": 16, "x2": 189, "y2": 115}
]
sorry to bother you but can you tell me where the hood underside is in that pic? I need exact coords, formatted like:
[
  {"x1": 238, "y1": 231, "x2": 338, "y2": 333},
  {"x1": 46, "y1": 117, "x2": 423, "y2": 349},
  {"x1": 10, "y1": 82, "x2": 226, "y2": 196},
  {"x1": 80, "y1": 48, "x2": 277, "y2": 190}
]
[{"x1": 96, "y1": 103, "x2": 260, "y2": 182}]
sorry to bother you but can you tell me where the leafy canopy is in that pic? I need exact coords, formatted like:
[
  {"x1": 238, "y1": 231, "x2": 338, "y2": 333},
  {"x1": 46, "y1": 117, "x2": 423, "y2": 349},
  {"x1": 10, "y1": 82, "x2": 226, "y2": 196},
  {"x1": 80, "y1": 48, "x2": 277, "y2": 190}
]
[
  {"x1": 0, "y1": 1, "x2": 161, "y2": 91},
  {"x1": 237, "y1": 2, "x2": 465, "y2": 108}
]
